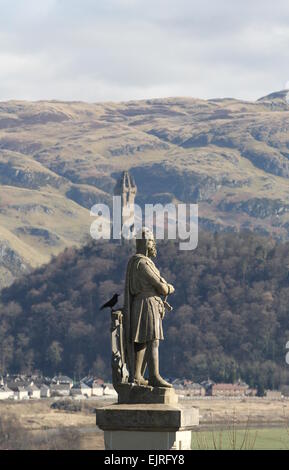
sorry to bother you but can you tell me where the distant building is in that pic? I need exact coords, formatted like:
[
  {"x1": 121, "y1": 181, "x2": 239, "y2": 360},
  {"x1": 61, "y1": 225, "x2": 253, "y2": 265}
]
[
  {"x1": 171, "y1": 378, "x2": 185, "y2": 390},
  {"x1": 185, "y1": 383, "x2": 206, "y2": 397},
  {"x1": 27, "y1": 384, "x2": 41, "y2": 399},
  {"x1": 91, "y1": 386, "x2": 104, "y2": 397},
  {"x1": 40, "y1": 384, "x2": 51, "y2": 398},
  {"x1": 50, "y1": 383, "x2": 71, "y2": 397},
  {"x1": 32, "y1": 376, "x2": 52, "y2": 388},
  {"x1": 71, "y1": 382, "x2": 92, "y2": 398},
  {"x1": 265, "y1": 390, "x2": 282, "y2": 400},
  {"x1": 211, "y1": 383, "x2": 248, "y2": 397},
  {"x1": 171, "y1": 379, "x2": 206, "y2": 396},
  {"x1": 246, "y1": 388, "x2": 257, "y2": 397},
  {"x1": 103, "y1": 383, "x2": 118, "y2": 397},
  {"x1": 0, "y1": 385, "x2": 14, "y2": 400},
  {"x1": 87, "y1": 380, "x2": 104, "y2": 397},
  {"x1": 6, "y1": 380, "x2": 29, "y2": 400},
  {"x1": 15, "y1": 386, "x2": 29, "y2": 400},
  {"x1": 200, "y1": 379, "x2": 215, "y2": 395},
  {"x1": 52, "y1": 375, "x2": 73, "y2": 388}
]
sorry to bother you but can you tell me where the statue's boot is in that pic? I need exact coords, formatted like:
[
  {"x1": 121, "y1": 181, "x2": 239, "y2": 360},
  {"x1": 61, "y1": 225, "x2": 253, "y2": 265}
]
[
  {"x1": 134, "y1": 343, "x2": 148, "y2": 386},
  {"x1": 149, "y1": 375, "x2": 172, "y2": 388},
  {"x1": 134, "y1": 376, "x2": 149, "y2": 386},
  {"x1": 148, "y1": 340, "x2": 172, "y2": 388}
]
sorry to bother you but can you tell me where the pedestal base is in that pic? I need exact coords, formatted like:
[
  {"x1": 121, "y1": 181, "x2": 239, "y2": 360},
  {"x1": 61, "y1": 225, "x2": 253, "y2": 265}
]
[
  {"x1": 116, "y1": 383, "x2": 178, "y2": 405},
  {"x1": 96, "y1": 403, "x2": 199, "y2": 450},
  {"x1": 104, "y1": 430, "x2": 192, "y2": 450}
]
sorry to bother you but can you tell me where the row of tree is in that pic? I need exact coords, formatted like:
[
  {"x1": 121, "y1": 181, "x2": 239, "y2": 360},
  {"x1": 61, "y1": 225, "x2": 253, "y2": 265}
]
[{"x1": 1, "y1": 231, "x2": 289, "y2": 390}]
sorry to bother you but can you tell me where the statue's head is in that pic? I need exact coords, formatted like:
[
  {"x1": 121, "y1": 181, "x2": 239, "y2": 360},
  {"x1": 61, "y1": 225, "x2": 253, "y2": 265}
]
[{"x1": 135, "y1": 227, "x2": 157, "y2": 258}]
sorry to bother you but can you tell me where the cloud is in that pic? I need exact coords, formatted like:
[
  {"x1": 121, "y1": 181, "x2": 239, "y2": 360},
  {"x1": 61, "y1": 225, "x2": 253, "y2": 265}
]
[{"x1": 0, "y1": 0, "x2": 289, "y2": 101}]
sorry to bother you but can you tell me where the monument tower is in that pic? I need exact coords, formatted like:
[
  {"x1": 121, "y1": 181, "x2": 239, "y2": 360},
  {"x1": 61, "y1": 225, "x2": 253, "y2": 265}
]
[{"x1": 114, "y1": 170, "x2": 137, "y2": 238}]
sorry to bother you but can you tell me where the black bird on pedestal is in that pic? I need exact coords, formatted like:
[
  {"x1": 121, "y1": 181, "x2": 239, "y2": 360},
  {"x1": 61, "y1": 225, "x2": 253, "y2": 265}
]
[{"x1": 100, "y1": 293, "x2": 120, "y2": 312}]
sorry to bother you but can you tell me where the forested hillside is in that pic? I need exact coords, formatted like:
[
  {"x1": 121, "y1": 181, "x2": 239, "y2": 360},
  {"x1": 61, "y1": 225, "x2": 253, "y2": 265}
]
[{"x1": 1, "y1": 231, "x2": 289, "y2": 390}]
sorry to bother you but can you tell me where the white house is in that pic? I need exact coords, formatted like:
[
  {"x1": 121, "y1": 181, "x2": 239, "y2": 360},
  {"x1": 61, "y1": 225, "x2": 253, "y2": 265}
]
[
  {"x1": 15, "y1": 386, "x2": 29, "y2": 400},
  {"x1": 103, "y1": 384, "x2": 118, "y2": 398},
  {"x1": 81, "y1": 377, "x2": 104, "y2": 397},
  {"x1": 40, "y1": 384, "x2": 51, "y2": 398},
  {"x1": 27, "y1": 384, "x2": 41, "y2": 399},
  {"x1": 52, "y1": 375, "x2": 74, "y2": 389},
  {"x1": 50, "y1": 383, "x2": 71, "y2": 397},
  {"x1": 80, "y1": 383, "x2": 92, "y2": 397},
  {"x1": 71, "y1": 382, "x2": 92, "y2": 398},
  {"x1": 0, "y1": 385, "x2": 14, "y2": 400},
  {"x1": 91, "y1": 384, "x2": 104, "y2": 397},
  {"x1": 6, "y1": 381, "x2": 29, "y2": 400}
]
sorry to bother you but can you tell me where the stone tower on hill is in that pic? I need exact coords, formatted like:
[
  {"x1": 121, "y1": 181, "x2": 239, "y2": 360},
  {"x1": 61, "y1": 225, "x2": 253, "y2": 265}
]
[{"x1": 114, "y1": 171, "x2": 137, "y2": 238}]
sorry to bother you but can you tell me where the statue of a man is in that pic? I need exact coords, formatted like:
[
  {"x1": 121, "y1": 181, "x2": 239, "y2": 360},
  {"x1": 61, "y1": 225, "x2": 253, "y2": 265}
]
[{"x1": 123, "y1": 227, "x2": 175, "y2": 388}]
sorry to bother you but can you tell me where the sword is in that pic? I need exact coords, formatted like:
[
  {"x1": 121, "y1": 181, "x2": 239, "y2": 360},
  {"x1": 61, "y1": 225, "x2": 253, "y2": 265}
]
[
  {"x1": 163, "y1": 295, "x2": 173, "y2": 312},
  {"x1": 118, "y1": 311, "x2": 125, "y2": 366}
]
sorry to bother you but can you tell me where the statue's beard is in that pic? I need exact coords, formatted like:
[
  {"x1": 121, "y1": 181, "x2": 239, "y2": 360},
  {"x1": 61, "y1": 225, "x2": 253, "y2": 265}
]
[{"x1": 148, "y1": 247, "x2": 157, "y2": 258}]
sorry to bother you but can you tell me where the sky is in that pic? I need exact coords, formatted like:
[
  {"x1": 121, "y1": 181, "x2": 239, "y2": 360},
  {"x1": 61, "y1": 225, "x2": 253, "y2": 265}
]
[{"x1": 0, "y1": 0, "x2": 289, "y2": 102}]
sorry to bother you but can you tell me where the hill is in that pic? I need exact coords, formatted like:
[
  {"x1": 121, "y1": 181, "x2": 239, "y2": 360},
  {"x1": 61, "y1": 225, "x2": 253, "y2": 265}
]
[
  {"x1": 1, "y1": 232, "x2": 289, "y2": 390},
  {"x1": 1, "y1": 91, "x2": 289, "y2": 287}
]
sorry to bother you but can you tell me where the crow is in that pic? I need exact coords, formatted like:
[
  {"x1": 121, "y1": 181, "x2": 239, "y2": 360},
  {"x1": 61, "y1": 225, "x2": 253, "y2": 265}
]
[{"x1": 100, "y1": 293, "x2": 119, "y2": 311}]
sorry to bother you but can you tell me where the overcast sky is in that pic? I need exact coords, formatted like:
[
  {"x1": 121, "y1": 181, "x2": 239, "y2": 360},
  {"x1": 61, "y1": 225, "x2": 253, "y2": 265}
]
[{"x1": 0, "y1": 0, "x2": 289, "y2": 102}]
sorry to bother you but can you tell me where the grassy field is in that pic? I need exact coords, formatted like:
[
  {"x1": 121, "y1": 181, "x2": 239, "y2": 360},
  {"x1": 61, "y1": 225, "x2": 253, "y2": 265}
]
[
  {"x1": 1, "y1": 397, "x2": 289, "y2": 450},
  {"x1": 184, "y1": 397, "x2": 289, "y2": 425},
  {"x1": 191, "y1": 427, "x2": 289, "y2": 450},
  {"x1": 0, "y1": 398, "x2": 104, "y2": 450}
]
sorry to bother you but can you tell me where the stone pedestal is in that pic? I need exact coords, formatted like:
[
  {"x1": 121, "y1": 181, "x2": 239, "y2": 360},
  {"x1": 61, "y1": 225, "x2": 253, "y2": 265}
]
[
  {"x1": 96, "y1": 403, "x2": 199, "y2": 450},
  {"x1": 116, "y1": 383, "x2": 178, "y2": 405}
]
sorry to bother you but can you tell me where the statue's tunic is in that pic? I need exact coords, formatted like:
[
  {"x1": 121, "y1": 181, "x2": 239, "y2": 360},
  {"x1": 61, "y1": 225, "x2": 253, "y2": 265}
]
[{"x1": 124, "y1": 254, "x2": 169, "y2": 344}]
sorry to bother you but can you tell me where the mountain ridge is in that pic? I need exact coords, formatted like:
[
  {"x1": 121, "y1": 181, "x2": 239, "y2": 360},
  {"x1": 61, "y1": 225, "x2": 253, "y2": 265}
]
[{"x1": 0, "y1": 90, "x2": 289, "y2": 287}]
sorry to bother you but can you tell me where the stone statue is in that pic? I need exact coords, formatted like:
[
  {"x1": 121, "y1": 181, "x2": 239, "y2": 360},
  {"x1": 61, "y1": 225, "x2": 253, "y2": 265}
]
[
  {"x1": 123, "y1": 227, "x2": 175, "y2": 388},
  {"x1": 97, "y1": 229, "x2": 199, "y2": 446}
]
